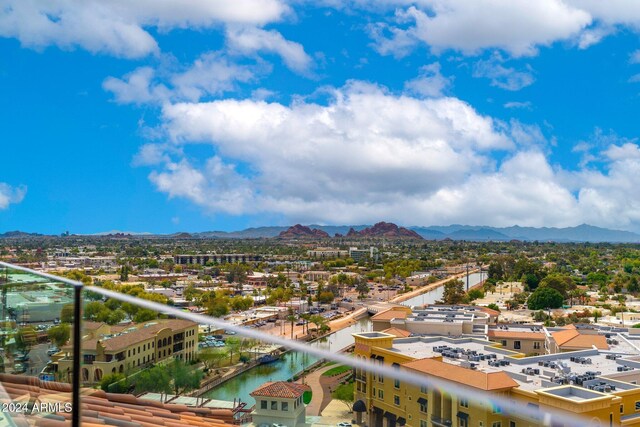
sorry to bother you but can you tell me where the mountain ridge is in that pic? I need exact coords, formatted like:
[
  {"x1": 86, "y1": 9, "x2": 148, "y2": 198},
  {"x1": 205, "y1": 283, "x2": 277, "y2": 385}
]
[{"x1": 2, "y1": 223, "x2": 639, "y2": 242}]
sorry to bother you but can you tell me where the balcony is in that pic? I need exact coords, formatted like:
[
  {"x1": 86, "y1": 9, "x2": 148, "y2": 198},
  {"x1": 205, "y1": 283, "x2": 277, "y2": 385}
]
[
  {"x1": 431, "y1": 415, "x2": 453, "y2": 427},
  {"x1": 0, "y1": 261, "x2": 587, "y2": 427}
]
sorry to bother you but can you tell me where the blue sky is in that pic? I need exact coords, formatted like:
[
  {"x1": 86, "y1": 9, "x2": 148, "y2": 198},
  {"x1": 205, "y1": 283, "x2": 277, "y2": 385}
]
[{"x1": 1, "y1": 1, "x2": 640, "y2": 234}]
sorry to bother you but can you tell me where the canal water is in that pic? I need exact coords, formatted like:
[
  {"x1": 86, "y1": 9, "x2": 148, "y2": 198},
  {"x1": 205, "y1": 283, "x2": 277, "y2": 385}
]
[
  {"x1": 204, "y1": 272, "x2": 485, "y2": 406},
  {"x1": 400, "y1": 272, "x2": 485, "y2": 307},
  {"x1": 204, "y1": 317, "x2": 371, "y2": 406}
]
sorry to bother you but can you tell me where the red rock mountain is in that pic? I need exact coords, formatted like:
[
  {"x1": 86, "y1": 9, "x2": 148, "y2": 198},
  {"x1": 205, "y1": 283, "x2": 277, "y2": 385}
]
[
  {"x1": 278, "y1": 224, "x2": 330, "y2": 239},
  {"x1": 349, "y1": 222, "x2": 423, "y2": 239}
]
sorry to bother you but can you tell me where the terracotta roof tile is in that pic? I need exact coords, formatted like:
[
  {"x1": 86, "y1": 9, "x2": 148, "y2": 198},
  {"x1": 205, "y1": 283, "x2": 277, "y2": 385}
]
[
  {"x1": 402, "y1": 358, "x2": 519, "y2": 391},
  {"x1": 382, "y1": 327, "x2": 412, "y2": 338},
  {"x1": 0, "y1": 373, "x2": 234, "y2": 427},
  {"x1": 371, "y1": 309, "x2": 409, "y2": 321},
  {"x1": 250, "y1": 381, "x2": 311, "y2": 398}
]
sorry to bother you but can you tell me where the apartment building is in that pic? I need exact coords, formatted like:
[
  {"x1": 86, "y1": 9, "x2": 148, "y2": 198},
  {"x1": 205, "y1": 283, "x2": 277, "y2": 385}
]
[
  {"x1": 306, "y1": 247, "x2": 349, "y2": 259},
  {"x1": 352, "y1": 330, "x2": 640, "y2": 427},
  {"x1": 56, "y1": 319, "x2": 198, "y2": 384}
]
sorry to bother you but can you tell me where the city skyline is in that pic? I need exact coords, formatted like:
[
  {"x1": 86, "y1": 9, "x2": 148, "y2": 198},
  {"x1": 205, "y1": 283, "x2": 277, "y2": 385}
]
[{"x1": 2, "y1": 2, "x2": 640, "y2": 234}]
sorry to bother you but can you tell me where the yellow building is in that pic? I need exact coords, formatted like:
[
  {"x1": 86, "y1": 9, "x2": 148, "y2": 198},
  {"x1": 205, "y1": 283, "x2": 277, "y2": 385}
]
[
  {"x1": 352, "y1": 331, "x2": 640, "y2": 427},
  {"x1": 56, "y1": 319, "x2": 198, "y2": 384}
]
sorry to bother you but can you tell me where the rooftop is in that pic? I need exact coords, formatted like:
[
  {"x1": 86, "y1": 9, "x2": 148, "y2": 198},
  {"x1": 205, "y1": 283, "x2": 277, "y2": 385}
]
[{"x1": 250, "y1": 381, "x2": 311, "y2": 399}]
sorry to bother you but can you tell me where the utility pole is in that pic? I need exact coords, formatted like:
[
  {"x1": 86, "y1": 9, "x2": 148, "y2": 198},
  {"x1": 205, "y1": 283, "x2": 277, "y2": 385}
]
[{"x1": 466, "y1": 262, "x2": 470, "y2": 292}]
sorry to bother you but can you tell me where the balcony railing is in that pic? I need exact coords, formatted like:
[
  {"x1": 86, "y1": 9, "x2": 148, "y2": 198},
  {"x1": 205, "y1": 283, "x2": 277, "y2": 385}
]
[{"x1": 0, "y1": 261, "x2": 593, "y2": 427}]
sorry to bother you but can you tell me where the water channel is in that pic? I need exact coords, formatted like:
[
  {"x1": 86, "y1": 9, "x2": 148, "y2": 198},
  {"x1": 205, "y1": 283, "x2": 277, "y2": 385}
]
[{"x1": 204, "y1": 272, "x2": 485, "y2": 406}]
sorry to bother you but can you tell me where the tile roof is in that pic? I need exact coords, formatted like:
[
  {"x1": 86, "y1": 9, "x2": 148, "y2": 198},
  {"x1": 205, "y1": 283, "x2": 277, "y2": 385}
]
[
  {"x1": 0, "y1": 373, "x2": 234, "y2": 427},
  {"x1": 371, "y1": 309, "x2": 409, "y2": 321},
  {"x1": 402, "y1": 358, "x2": 519, "y2": 391},
  {"x1": 65, "y1": 319, "x2": 197, "y2": 352},
  {"x1": 551, "y1": 327, "x2": 609, "y2": 350},
  {"x1": 250, "y1": 381, "x2": 311, "y2": 399},
  {"x1": 382, "y1": 327, "x2": 412, "y2": 338}
]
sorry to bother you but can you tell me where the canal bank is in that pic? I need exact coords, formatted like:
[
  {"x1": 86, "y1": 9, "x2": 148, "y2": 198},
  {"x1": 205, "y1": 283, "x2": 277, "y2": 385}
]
[
  {"x1": 200, "y1": 272, "x2": 485, "y2": 406},
  {"x1": 200, "y1": 317, "x2": 371, "y2": 406}
]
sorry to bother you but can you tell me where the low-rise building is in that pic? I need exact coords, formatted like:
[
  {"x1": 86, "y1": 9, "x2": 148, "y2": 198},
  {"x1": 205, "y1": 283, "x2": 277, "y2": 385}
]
[
  {"x1": 307, "y1": 247, "x2": 349, "y2": 259},
  {"x1": 56, "y1": 319, "x2": 198, "y2": 384},
  {"x1": 250, "y1": 381, "x2": 310, "y2": 427},
  {"x1": 352, "y1": 329, "x2": 640, "y2": 427}
]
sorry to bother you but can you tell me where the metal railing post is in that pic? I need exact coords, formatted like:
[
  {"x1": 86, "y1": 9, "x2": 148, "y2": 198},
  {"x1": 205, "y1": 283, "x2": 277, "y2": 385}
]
[{"x1": 72, "y1": 284, "x2": 82, "y2": 427}]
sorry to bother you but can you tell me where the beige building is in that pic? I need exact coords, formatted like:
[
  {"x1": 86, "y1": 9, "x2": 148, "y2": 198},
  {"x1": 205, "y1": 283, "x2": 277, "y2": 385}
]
[
  {"x1": 250, "y1": 381, "x2": 310, "y2": 427},
  {"x1": 56, "y1": 319, "x2": 198, "y2": 384},
  {"x1": 487, "y1": 326, "x2": 546, "y2": 356},
  {"x1": 372, "y1": 306, "x2": 494, "y2": 336}
]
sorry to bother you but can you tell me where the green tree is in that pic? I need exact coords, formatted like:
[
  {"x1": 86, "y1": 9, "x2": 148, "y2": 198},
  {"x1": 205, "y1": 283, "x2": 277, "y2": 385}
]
[
  {"x1": 200, "y1": 348, "x2": 228, "y2": 369},
  {"x1": 120, "y1": 265, "x2": 129, "y2": 282},
  {"x1": 332, "y1": 382, "x2": 354, "y2": 411},
  {"x1": 486, "y1": 303, "x2": 501, "y2": 312},
  {"x1": 539, "y1": 274, "x2": 574, "y2": 298},
  {"x1": 317, "y1": 291, "x2": 335, "y2": 304},
  {"x1": 60, "y1": 303, "x2": 75, "y2": 323},
  {"x1": 355, "y1": 278, "x2": 369, "y2": 299},
  {"x1": 136, "y1": 365, "x2": 172, "y2": 394},
  {"x1": 172, "y1": 360, "x2": 203, "y2": 394},
  {"x1": 467, "y1": 289, "x2": 484, "y2": 301},
  {"x1": 226, "y1": 337, "x2": 242, "y2": 364},
  {"x1": 100, "y1": 373, "x2": 127, "y2": 392},
  {"x1": 527, "y1": 287, "x2": 564, "y2": 310},
  {"x1": 48, "y1": 324, "x2": 70, "y2": 347},
  {"x1": 441, "y1": 279, "x2": 466, "y2": 304},
  {"x1": 133, "y1": 309, "x2": 157, "y2": 323}
]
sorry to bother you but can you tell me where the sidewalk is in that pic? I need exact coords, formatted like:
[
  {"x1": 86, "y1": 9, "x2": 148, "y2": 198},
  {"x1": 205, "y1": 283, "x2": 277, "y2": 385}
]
[{"x1": 302, "y1": 365, "x2": 352, "y2": 416}]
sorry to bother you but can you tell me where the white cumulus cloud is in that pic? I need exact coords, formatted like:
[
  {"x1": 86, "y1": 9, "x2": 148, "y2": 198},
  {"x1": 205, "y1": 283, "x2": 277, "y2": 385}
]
[
  {"x1": 0, "y1": 183, "x2": 27, "y2": 209},
  {"x1": 103, "y1": 53, "x2": 259, "y2": 104},
  {"x1": 0, "y1": 0, "x2": 289, "y2": 58},
  {"x1": 226, "y1": 26, "x2": 313, "y2": 74}
]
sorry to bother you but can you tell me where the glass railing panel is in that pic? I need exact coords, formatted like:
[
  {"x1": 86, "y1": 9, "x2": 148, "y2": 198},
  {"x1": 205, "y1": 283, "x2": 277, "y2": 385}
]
[
  {"x1": 0, "y1": 262, "x2": 601, "y2": 427},
  {"x1": 0, "y1": 263, "x2": 76, "y2": 426}
]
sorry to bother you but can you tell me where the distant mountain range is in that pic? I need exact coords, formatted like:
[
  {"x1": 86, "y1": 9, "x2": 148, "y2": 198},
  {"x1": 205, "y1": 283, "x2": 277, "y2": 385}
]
[
  {"x1": 195, "y1": 223, "x2": 640, "y2": 242},
  {"x1": 2, "y1": 223, "x2": 640, "y2": 243}
]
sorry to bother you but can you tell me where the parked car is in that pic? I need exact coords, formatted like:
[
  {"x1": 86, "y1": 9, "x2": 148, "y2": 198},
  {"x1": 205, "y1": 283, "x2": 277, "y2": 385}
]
[{"x1": 47, "y1": 347, "x2": 59, "y2": 356}]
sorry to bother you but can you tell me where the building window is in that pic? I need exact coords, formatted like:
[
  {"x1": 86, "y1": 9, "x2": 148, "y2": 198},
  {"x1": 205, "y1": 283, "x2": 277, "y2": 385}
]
[
  {"x1": 621, "y1": 405, "x2": 624, "y2": 414},
  {"x1": 271, "y1": 401, "x2": 278, "y2": 410},
  {"x1": 420, "y1": 420, "x2": 427, "y2": 427},
  {"x1": 420, "y1": 385, "x2": 427, "y2": 394},
  {"x1": 460, "y1": 398, "x2": 469, "y2": 408},
  {"x1": 501, "y1": 340, "x2": 507, "y2": 347},
  {"x1": 509, "y1": 422, "x2": 516, "y2": 427},
  {"x1": 394, "y1": 395, "x2": 400, "y2": 406},
  {"x1": 261, "y1": 401, "x2": 267, "y2": 410},
  {"x1": 514, "y1": 341, "x2": 521, "y2": 350},
  {"x1": 418, "y1": 398, "x2": 428, "y2": 413},
  {"x1": 378, "y1": 389, "x2": 384, "y2": 399},
  {"x1": 635, "y1": 401, "x2": 640, "y2": 411},
  {"x1": 492, "y1": 423, "x2": 501, "y2": 427},
  {"x1": 493, "y1": 405, "x2": 502, "y2": 414},
  {"x1": 282, "y1": 402, "x2": 289, "y2": 411},
  {"x1": 534, "y1": 342, "x2": 541, "y2": 349}
]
